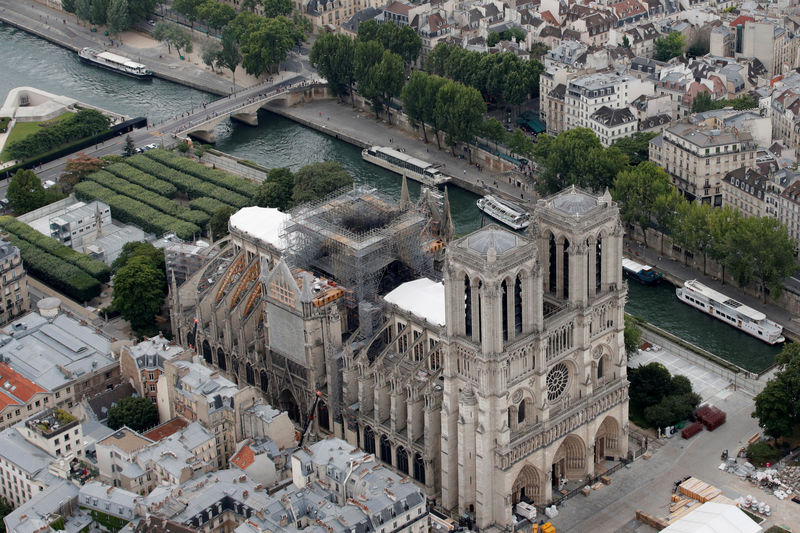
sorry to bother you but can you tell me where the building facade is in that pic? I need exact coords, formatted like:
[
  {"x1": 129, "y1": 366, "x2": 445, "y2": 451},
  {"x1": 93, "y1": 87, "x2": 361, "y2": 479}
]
[{"x1": 0, "y1": 240, "x2": 28, "y2": 325}]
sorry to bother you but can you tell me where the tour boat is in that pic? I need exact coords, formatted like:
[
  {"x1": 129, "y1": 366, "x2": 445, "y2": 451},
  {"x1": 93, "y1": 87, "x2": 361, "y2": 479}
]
[
  {"x1": 676, "y1": 280, "x2": 784, "y2": 344},
  {"x1": 361, "y1": 146, "x2": 450, "y2": 187},
  {"x1": 622, "y1": 258, "x2": 662, "y2": 285},
  {"x1": 78, "y1": 48, "x2": 153, "y2": 80},
  {"x1": 476, "y1": 195, "x2": 530, "y2": 230}
]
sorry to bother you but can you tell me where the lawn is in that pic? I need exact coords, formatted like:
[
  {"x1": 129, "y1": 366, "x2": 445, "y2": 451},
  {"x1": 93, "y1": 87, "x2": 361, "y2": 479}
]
[{"x1": 0, "y1": 112, "x2": 72, "y2": 162}]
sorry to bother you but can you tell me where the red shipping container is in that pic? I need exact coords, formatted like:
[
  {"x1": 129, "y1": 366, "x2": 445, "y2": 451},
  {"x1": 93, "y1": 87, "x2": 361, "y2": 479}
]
[
  {"x1": 682, "y1": 421, "x2": 703, "y2": 439},
  {"x1": 701, "y1": 407, "x2": 726, "y2": 431}
]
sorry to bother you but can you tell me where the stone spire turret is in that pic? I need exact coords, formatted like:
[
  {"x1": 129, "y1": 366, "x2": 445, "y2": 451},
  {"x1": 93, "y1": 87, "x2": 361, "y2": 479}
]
[
  {"x1": 399, "y1": 174, "x2": 411, "y2": 210},
  {"x1": 441, "y1": 186, "x2": 455, "y2": 243}
]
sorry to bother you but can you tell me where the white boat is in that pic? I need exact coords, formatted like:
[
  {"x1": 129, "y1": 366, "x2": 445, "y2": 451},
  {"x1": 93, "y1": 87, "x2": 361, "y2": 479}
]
[
  {"x1": 361, "y1": 146, "x2": 450, "y2": 187},
  {"x1": 78, "y1": 48, "x2": 153, "y2": 80},
  {"x1": 676, "y1": 280, "x2": 784, "y2": 345},
  {"x1": 476, "y1": 195, "x2": 530, "y2": 230}
]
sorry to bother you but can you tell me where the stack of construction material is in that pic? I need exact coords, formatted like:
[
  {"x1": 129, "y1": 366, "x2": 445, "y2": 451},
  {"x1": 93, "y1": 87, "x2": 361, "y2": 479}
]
[
  {"x1": 678, "y1": 477, "x2": 722, "y2": 502},
  {"x1": 696, "y1": 405, "x2": 726, "y2": 431},
  {"x1": 681, "y1": 421, "x2": 703, "y2": 439},
  {"x1": 532, "y1": 523, "x2": 555, "y2": 533}
]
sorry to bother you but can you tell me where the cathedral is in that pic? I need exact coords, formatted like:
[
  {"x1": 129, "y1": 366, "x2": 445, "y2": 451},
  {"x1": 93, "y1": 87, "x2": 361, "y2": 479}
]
[{"x1": 170, "y1": 183, "x2": 629, "y2": 530}]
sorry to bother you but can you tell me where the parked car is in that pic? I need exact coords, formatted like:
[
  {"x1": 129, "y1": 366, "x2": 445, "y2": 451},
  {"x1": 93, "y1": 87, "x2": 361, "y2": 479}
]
[
  {"x1": 43, "y1": 180, "x2": 56, "y2": 189},
  {"x1": 144, "y1": 143, "x2": 157, "y2": 151}
]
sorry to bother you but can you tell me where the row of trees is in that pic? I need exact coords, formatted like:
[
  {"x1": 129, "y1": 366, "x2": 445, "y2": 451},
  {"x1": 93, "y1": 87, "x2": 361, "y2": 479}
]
[
  {"x1": 5, "y1": 109, "x2": 110, "y2": 161},
  {"x1": 152, "y1": 21, "x2": 194, "y2": 56},
  {"x1": 691, "y1": 93, "x2": 758, "y2": 113},
  {"x1": 752, "y1": 343, "x2": 800, "y2": 441},
  {"x1": 425, "y1": 42, "x2": 544, "y2": 107},
  {"x1": 613, "y1": 161, "x2": 797, "y2": 302},
  {"x1": 629, "y1": 362, "x2": 701, "y2": 429},
  {"x1": 62, "y1": 0, "x2": 157, "y2": 35},
  {"x1": 111, "y1": 242, "x2": 167, "y2": 335}
]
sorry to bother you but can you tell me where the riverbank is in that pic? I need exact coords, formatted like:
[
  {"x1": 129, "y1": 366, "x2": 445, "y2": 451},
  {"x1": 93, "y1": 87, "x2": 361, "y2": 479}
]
[
  {"x1": 268, "y1": 98, "x2": 533, "y2": 206},
  {"x1": 0, "y1": 1, "x2": 240, "y2": 95}
]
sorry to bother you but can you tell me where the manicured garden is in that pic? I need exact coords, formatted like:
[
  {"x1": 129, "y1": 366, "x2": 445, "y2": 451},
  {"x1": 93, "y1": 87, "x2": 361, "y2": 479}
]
[
  {"x1": 75, "y1": 149, "x2": 255, "y2": 240},
  {"x1": 0, "y1": 216, "x2": 110, "y2": 302},
  {"x1": 1, "y1": 110, "x2": 104, "y2": 162}
]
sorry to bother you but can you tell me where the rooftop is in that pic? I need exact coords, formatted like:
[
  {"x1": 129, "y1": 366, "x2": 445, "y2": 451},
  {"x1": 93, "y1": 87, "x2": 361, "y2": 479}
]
[
  {"x1": 462, "y1": 225, "x2": 523, "y2": 255},
  {"x1": 549, "y1": 186, "x2": 601, "y2": 216},
  {"x1": 97, "y1": 428, "x2": 152, "y2": 455},
  {"x1": 229, "y1": 206, "x2": 291, "y2": 251},
  {"x1": 142, "y1": 417, "x2": 189, "y2": 442},
  {"x1": 0, "y1": 362, "x2": 45, "y2": 408},
  {"x1": 384, "y1": 278, "x2": 446, "y2": 326},
  {"x1": 125, "y1": 335, "x2": 188, "y2": 372}
]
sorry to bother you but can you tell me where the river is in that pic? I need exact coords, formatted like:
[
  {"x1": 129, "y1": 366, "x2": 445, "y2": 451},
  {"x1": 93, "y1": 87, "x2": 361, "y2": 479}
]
[{"x1": 0, "y1": 22, "x2": 779, "y2": 372}]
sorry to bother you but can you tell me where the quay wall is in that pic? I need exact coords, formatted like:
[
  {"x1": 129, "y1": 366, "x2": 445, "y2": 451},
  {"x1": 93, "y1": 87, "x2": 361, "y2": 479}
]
[{"x1": 200, "y1": 150, "x2": 270, "y2": 182}]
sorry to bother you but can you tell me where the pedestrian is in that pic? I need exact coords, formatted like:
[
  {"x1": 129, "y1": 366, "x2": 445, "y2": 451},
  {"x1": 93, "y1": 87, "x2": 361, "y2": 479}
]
[{"x1": 463, "y1": 170, "x2": 466, "y2": 176}]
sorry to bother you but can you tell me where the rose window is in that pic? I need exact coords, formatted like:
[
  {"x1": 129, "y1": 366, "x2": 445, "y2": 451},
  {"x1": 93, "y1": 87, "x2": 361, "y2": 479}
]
[{"x1": 546, "y1": 363, "x2": 569, "y2": 401}]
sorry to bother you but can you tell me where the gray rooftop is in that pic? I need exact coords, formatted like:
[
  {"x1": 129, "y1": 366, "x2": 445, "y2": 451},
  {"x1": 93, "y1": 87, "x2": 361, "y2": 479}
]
[
  {"x1": 3, "y1": 480, "x2": 80, "y2": 533},
  {"x1": 462, "y1": 226, "x2": 522, "y2": 255},
  {"x1": 0, "y1": 422, "x2": 56, "y2": 474},
  {"x1": 551, "y1": 187, "x2": 600, "y2": 216}
]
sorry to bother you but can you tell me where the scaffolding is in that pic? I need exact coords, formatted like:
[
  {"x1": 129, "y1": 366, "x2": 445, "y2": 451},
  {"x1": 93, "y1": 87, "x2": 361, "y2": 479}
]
[{"x1": 283, "y1": 185, "x2": 435, "y2": 304}]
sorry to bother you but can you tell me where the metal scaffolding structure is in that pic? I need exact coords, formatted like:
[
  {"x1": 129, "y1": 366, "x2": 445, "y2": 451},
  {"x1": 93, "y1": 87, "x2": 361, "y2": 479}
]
[{"x1": 283, "y1": 186, "x2": 435, "y2": 304}]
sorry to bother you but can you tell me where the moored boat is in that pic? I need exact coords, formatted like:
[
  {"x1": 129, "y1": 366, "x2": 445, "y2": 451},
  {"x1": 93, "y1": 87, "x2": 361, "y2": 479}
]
[
  {"x1": 78, "y1": 48, "x2": 153, "y2": 80},
  {"x1": 361, "y1": 146, "x2": 450, "y2": 187},
  {"x1": 476, "y1": 195, "x2": 530, "y2": 230},
  {"x1": 676, "y1": 279, "x2": 784, "y2": 345},
  {"x1": 622, "y1": 258, "x2": 662, "y2": 285}
]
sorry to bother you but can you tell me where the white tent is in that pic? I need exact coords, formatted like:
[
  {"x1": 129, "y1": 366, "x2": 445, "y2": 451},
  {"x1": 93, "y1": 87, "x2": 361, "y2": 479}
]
[{"x1": 661, "y1": 502, "x2": 762, "y2": 533}]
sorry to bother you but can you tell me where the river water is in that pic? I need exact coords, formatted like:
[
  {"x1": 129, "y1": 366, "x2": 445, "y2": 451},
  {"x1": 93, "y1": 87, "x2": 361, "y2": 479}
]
[{"x1": 0, "y1": 23, "x2": 780, "y2": 371}]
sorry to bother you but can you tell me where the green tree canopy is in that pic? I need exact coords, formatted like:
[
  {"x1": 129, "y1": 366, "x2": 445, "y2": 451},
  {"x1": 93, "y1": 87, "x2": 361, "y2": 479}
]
[
  {"x1": 201, "y1": 38, "x2": 223, "y2": 71},
  {"x1": 209, "y1": 206, "x2": 236, "y2": 240},
  {"x1": 107, "y1": 0, "x2": 131, "y2": 36},
  {"x1": 75, "y1": 0, "x2": 92, "y2": 24},
  {"x1": 508, "y1": 128, "x2": 535, "y2": 159},
  {"x1": 124, "y1": 134, "x2": 136, "y2": 157},
  {"x1": 612, "y1": 161, "x2": 676, "y2": 249},
  {"x1": 292, "y1": 162, "x2": 353, "y2": 205},
  {"x1": 310, "y1": 33, "x2": 355, "y2": 100},
  {"x1": 628, "y1": 362, "x2": 673, "y2": 410},
  {"x1": 262, "y1": 0, "x2": 292, "y2": 17},
  {"x1": 611, "y1": 131, "x2": 657, "y2": 166},
  {"x1": 172, "y1": 0, "x2": 203, "y2": 29},
  {"x1": 111, "y1": 241, "x2": 165, "y2": 275},
  {"x1": 197, "y1": 0, "x2": 236, "y2": 32},
  {"x1": 113, "y1": 255, "x2": 166, "y2": 333},
  {"x1": 7, "y1": 170, "x2": 46, "y2": 215},
  {"x1": 236, "y1": 15, "x2": 297, "y2": 77},
  {"x1": 434, "y1": 81, "x2": 487, "y2": 160},
  {"x1": 358, "y1": 20, "x2": 421, "y2": 64},
  {"x1": 654, "y1": 31, "x2": 686, "y2": 61},
  {"x1": 624, "y1": 317, "x2": 642, "y2": 357},
  {"x1": 60, "y1": 152, "x2": 104, "y2": 193},
  {"x1": 480, "y1": 117, "x2": 508, "y2": 152},
  {"x1": 218, "y1": 25, "x2": 242, "y2": 88},
  {"x1": 674, "y1": 201, "x2": 713, "y2": 273},
  {"x1": 753, "y1": 343, "x2": 800, "y2": 439},
  {"x1": 107, "y1": 396, "x2": 160, "y2": 432},
  {"x1": 535, "y1": 128, "x2": 628, "y2": 193},
  {"x1": 254, "y1": 167, "x2": 294, "y2": 210},
  {"x1": 0, "y1": 497, "x2": 13, "y2": 533},
  {"x1": 89, "y1": 0, "x2": 109, "y2": 25},
  {"x1": 62, "y1": 0, "x2": 77, "y2": 13}
]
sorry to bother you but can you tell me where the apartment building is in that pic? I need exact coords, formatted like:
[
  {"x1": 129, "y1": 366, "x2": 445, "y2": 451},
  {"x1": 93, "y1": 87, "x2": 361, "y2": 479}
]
[
  {"x1": 0, "y1": 363, "x2": 53, "y2": 432},
  {"x1": 0, "y1": 240, "x2": 28, "y2": 325},
  {"x1": 588, "y1": 106, "x2": 639, "y2": 146},
  {"x1": 565, "y1": 72, "x2": 653, "y2": 132},
  {"x1": 157, "y1": 360, "x2": 259, "y2": 467},
  {"x1": 119, "y1": 335, "x2": 191, "y2": 406},
  {"x1": 779, "y1": 181, "x2": 800, "y2": 246},
  {"x1": 48, "y1": 201, "x2": 111, "y2": 249},
  {"x1": 650, "y1": 119, "x2": 757, "y2": 204},
  {"x1": 722, "y1": 167, "x2": 771, "y2": 217}
]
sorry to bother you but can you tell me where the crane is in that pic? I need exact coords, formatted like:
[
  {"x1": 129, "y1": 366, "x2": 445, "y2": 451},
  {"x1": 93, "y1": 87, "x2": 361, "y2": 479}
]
[{"x1": 298, "y1": 390, "x2": 322, "y2": 447}]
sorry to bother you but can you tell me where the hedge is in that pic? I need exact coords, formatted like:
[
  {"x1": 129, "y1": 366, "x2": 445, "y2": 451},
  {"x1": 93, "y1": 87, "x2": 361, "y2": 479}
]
[
  {"x1": 125, "y1": 155, "x2": 250, "y2": 207},
  {"x1": 104, "y1": 162, "x2": 178, "y2": 198},
  {"x1": 145, "y1": 149, "x2": 259, "y2": 197},
  {"x1": 188, "y1": 197, "x2": 234, "y2": 215},
  {"x1": 11, "y1": 239, "x2": 101, "y2": 302},
  {"x1": 5, "y1": 109, "x2": 110, "y2": 161},
  {"x1": 74, "y1": 181, "x2": 201, "y2": 240},
  {"x1": 0, "y1": 216, "x2": 110, "y2": 282},
  {"x1": 85, "y1": 170, "x2": 207, "y2": 226}
]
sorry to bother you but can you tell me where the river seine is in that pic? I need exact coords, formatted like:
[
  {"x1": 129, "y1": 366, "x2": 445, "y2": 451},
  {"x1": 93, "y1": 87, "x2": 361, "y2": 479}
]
[{"x1": 0, "y1": 22, "x2": 780, "y2": 371}]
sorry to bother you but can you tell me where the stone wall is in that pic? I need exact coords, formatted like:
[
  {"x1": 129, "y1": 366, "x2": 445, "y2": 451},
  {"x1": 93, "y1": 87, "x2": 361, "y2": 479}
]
[{"x1": 200, "y1": 151, "x2": 269, "y2": 182}]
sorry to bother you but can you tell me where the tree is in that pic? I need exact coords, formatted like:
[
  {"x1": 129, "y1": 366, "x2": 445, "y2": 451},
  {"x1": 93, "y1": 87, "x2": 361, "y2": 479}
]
[
  {"x1": 529, "y1": 41, "x2": 548, "y2": 59},
  {"x1": 6, "y1": 170, "x2": 46, "y2": 215},
  {"x1": 75, "y1": 0, "x2": 92, "y2": 24},
  {"x1": 0, "y1": 497, "x2": 13, "y2": 533},
  {"x1": 210, "y1": 206, "x2": 235, "y2": 240},
  {"x1": 126, "y1": 0, "x2": 157, "y2": 24},
  {"x1": 707, "y1": 205, "x2": 741, "y2": 284},
  {"x1": 106, "y1": 396, "x2": 160, "y2": 432},
  {"x1": 628, "y1": 362, "x2": 673, "y2": 409},
  {"x1": 169, "y1": 24, "x2": 193, "y2": 57},
  {"x1": 357, "y1": 19, "x2": 380, "y2": 43},
  {"x1": 611, "y1": 131, "x2": 657, "y2": 166},
  {"x1": 480, "y1": 117, "x2": 508, "y2": 152},
  {"x1": 488, "y1": 31, "x2": 501, "y2": 47},
  {"x1": 354, "y1": 39, "x2": 384, "y2": 87},
  {"x1": 624, "y1": 317, "x2": 642, "y2": 357},
  {"x1": 654, "y1": 31, "x2": 686, "y2": 61},
  {"x1": 644, "y1": 393, "x2": 701, "y2": 428},
  {"x1": 402, "y1": 71, "x2": 433, "y2": 141},
  {"x1": 435, "y1": 81, "x2": 487, "y2": 161},
  {"x1": 173, "y1": 0, "x2": 203, "y2": 30},
  {"x1": 292, "y1": 162, "x2": 353, "y2": 205},
  {"x1": 691, "y1": 91, "x2": 715, "y2": 113},
  {"x1": 508, "y1": 128, "x2": 535, "y2": 159},
  {"x1": 111, "y1": 241, "x2": 165, "y2": 275},
  {"x1": 237, "y1": 16, "x2": 295, "y2": 77},
  {"x1": 724, "y1": 216, "x2": 796, "y2": 302},
  {"x1": 201, "y1": 39, "x2": 222, "y2": 72},
  {"x1": 752, "y1": 343, "x2": 800, "y2": 440},
  {"x1": 687, "y1": 39, "x2": 709, "y2": 58},
  {"x1": 374, "y1": 50, "x2": 405, "y2": 123},
  {"x1": 674, "y1": 201, "x2": 713, "y2": 272},
  {"x1": 504, "y1": 70, "x2": 528, "y2": 114},
  {"x1": 261, "y1": 0, "x2": 292, "y2": 17},
  {"x1": 535, "y1": 128, "x2": 628, "y2": 194},
  {"x1": 60, "y1": 152, "x2": 104, "y2": 192},
  {"x1": 218, "y1": 26, "x2": 242, "y2": 90},
  {"x1": 241, "y1": 0, "x2": 260, "y2": 11},
  {"x1": 89, "y1": 0, "x2": 109, "y2": 25},
  {"x1": 112, "y1": 255, "x2": 165, "y2": 333},
  {"x1": 197, "y1": 0, "x2": 235, "y2": 32},
  {"x1": 423, "y1": 75, "x2": 447, "y2": 150},
  {"x1": 671, "y1": 375, "x2": 694, "y2": 397},
  {"x1": 152, "y1": 20, "x2": 174, "y2": 52},
  {"x1": 62, "y1": 0, "x2": 77, "y2": 13},
  {"x1": 653, "y1": 188, "x2": 684, "y2": 255},
  {"x1": 107, "y1": 0, "x2": 131, "y2": 36},
  {"x1": 612, "y1": 162, "x2": 674, "y2": 251},
  {"x1": 310, "y1": 33, "x2": 355, "y2": 101},
  {"x1": 123, "y1": 134, "x2": 136, "y2": 157},
  {"x1": 254, "y1": 167, "x2": 294, "y2": 210},
  {"x1": 621, "y1": 35, "x2": 631, "y2": 48}
]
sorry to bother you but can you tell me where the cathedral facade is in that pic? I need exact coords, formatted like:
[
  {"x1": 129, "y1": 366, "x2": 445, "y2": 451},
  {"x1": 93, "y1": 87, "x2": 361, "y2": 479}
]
[{"x1": 170, "y1": 185, "x2": 629, "y2": 531}]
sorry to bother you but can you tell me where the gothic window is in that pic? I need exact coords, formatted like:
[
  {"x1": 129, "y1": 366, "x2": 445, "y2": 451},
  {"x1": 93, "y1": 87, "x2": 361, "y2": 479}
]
[
  {"x1": 397, "y1": 323, "x2": 408, "y2": 353},
  {"x1": 202, "y1": 341, "x2": 212, "y2": 365},
  {"x1": 477, "y1": 280, "x2": 483, "y2": 342},
  {"x1": 412, "y1": 330, "x2": 423, "y2": 361},
  {"x1": 364, "y1": 426, "x2": 376, "y2": 455},
  {"x1": 548, "y1": 234, "x2": 557, "y2": 293},
  {"x1": 413, "y1": 453, "x2": 426, "y2": 484},
  {"x1": 429, "y1": 339, "x2": 440, "y2": 370},
  {"x1": 563, "y1": 239, "x2": 570, "y2": 300},
  {"x1": 396, "y1": 446, "x2": 409, "y2": 475},
  {"x1": 546, "y1": 363, "x2": 569, "y2": 401},
  {"x1": 517, "y1": 399, "x2": 526, "y2": 424},
  {"x1": 514, "y1": 275, "x2": 523, "y2": 335},
  {"x1": 597, "y1": 357, "x2": 604, "y2": 380},
  {"x1": 216, "y1": 348, "x2": 227, "y2": 371},
  {"x1": 318, "y1": 401, "x2": 330, "y2": 432},
  {"x1": 245, "y1": 363, "x2": 255, "y2": 386},
  {"x1": 464, "y1": 275, "x2": 472, "y2": 337},
  {"x1": 501, "y1": 280, "x2": 509, "y2": 341},
  {"x1": 379, "y1": 435, "x2": 392, "y2": 464},
  {"x1": 595, "y1": 236, "x2": 603, "y2": 293},
  {"x1": 260, "y1": 370, "x2": 268, "y2": 393}
]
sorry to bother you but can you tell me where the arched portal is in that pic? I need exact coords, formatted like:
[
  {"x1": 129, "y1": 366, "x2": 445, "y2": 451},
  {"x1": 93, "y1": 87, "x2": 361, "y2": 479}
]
[
  {"x1": 413, "y1": 453, "x2": 426, "y2": 484},
  {"x1": 259, "y1": 370, "x2": 268, "y2": 392},
  {"x1": 396, "y1": 446, "x2": 409, "y2": 475},
  {"x1": 379, "y1": 435, "x2": 392, "y2": 465},
  {"x1": 363, "y1": 426, "x2": 376, "y2": 455},
  {"x1": 317, "y1": 400, "x2": 330, "y2": 432},
  {"x1": 552, "y1": 434, "x2": 586, "y2": 485},
  {"x1": 512, "y1": 464, "x2": 543, "y2": 505},
  {"x1": 245, "y1": 363, "x2": 255, "y2": 386},
  {"x1": 279, "y1": 389, "x2": 301, "y2": 423},
  {"x1": 595, "y1": 416, "x2": 620, "y2": 462},
  {"x1": 216, "y1": 348, "x2": 226, "y2": 371},
  {"x1": 202, "y1": 340, "x2": 212, "y2": 364}
]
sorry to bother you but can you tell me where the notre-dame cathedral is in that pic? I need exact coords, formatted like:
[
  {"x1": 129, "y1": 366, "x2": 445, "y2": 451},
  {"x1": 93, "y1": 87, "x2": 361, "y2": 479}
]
[{"x1": 170, "y1": 183, "x2": 629, "y2": 530}]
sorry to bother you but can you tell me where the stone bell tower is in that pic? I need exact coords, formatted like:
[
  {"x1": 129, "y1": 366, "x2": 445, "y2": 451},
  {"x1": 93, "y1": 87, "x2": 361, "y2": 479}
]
[{"x1": 440, "y1": 187, "x2": 629, "y2": 530}]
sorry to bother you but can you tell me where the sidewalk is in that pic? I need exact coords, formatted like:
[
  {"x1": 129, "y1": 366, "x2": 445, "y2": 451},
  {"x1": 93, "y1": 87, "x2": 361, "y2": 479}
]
[
  {"x1": 269, "y1": 99, "x2": 534, "y2": 206},
  {"x1": 626, "y1": 240, "x2": 800, "y2": 343}
]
